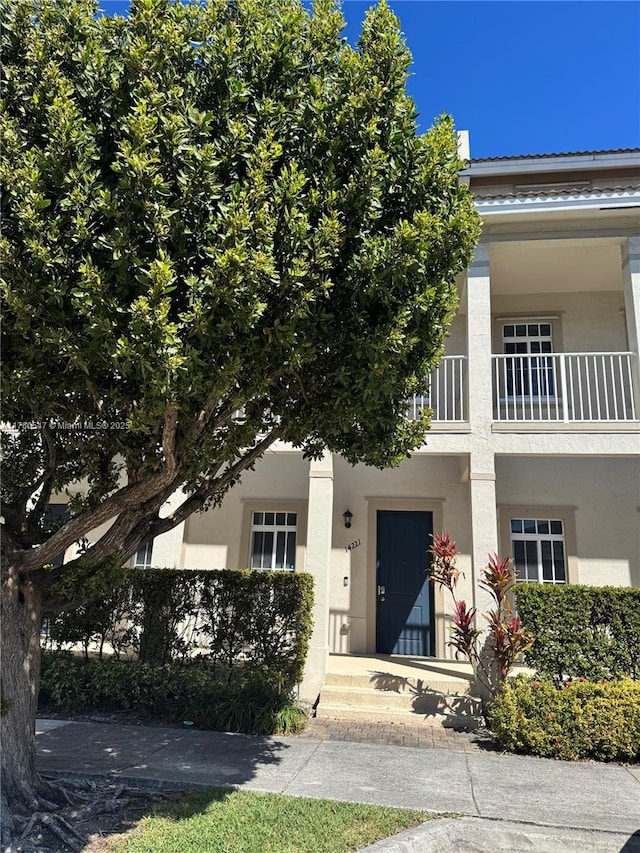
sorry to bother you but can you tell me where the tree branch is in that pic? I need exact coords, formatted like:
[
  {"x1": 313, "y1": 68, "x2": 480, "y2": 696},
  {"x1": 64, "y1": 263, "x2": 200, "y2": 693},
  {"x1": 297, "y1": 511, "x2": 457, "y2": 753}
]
[
  {"x1": 28, "y1": 427, "x2": 58, "y2": 525},
  {"x1": 2, "y1": 427, "x2": 58, "y2": 534},
  {"x1": 37, "y1": 431, "x2": 280, "y2": 609},
  {"x1": 15, "y1": 406, "x2": 180, "y2": 574}
]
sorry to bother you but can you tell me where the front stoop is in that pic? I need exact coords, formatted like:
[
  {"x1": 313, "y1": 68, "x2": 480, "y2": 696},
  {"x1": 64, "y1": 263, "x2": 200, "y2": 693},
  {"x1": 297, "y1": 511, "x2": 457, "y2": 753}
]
[{"x1": 316, "y1": 655, "x2": 484, "y2": 730}]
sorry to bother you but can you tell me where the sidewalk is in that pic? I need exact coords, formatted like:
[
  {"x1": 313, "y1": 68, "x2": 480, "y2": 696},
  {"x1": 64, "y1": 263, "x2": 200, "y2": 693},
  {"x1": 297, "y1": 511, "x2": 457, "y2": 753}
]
[{"x1": 36, "y1": 718, "x2": 640, "y2": 852}]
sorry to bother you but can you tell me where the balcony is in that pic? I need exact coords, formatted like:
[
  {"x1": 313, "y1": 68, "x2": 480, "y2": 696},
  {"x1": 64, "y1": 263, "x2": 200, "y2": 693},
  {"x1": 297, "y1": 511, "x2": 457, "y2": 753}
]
[
  {"x1": 493, "y1": 352, "x2": 637, "y2": 423},
  {"x1": 407, "y1": 356, "x2": 467, "y2": 423}
]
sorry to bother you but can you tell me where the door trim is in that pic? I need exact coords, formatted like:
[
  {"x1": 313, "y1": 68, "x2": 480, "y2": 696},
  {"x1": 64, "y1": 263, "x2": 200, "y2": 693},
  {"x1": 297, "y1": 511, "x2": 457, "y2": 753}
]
[{"x1": 365, "y1": 498, "x2": 445, "y2": 656}]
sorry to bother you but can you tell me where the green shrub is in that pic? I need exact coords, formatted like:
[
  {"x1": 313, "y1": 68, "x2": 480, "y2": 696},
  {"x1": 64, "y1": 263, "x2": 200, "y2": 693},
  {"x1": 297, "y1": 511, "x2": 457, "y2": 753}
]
[
  {"x1": 515, "y1": 584, "x2": 640, "y2": 683},
  {"x1": 488, "y1": 675, "x2": 640, "y2": 762},
  {"x1": 38, "y1": 652, "x2": 307, "y2": 736},
  {"x1": 44, "y1": 568, "x2": 314, "y2": 691},
  {"x1": 182, "y1": 681, "x2": 307, "y2": 735}
]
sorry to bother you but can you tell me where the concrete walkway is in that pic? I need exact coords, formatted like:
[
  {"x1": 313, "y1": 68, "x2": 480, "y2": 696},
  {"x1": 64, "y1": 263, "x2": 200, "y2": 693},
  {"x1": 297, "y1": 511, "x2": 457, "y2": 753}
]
[{"x1": 36, "y1": 718, "x2": 640, "y2": 852}]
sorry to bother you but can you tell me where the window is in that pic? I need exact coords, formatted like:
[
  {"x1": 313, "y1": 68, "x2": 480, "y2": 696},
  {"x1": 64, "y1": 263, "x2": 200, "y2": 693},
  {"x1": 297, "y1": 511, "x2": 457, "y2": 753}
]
[
  {"x1": 250, "y1": 511, "x2": 297, "y2": 571},
  {"x1": 503, "y1": 322, "x2": 554, "y2": 398},
  {"x1": 510, "y1": 518, "x2": 566, "y2": 584},
  {"x1": 133, "y1": 540, "x2": 154, "y2": 569}
]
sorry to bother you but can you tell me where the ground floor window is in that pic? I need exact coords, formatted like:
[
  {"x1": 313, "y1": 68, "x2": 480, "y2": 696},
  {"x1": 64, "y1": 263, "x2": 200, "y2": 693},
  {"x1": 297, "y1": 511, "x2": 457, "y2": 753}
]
[
  {"x1": 510, "y1": 518, "x2": 566, "y2": 583},
  {"x1": 250, "y1": 511, "x2": 297, "y2": 571},
  {"x1": 133, "y1": 540, "x2": 154, "y2": 569}
]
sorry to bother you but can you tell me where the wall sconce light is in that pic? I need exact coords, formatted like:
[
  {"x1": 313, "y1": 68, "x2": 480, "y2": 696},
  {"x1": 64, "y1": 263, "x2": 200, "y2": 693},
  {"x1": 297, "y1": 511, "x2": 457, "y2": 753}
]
[{"x1": 343, "y1": 509, "x2": 353, "y2": 529}]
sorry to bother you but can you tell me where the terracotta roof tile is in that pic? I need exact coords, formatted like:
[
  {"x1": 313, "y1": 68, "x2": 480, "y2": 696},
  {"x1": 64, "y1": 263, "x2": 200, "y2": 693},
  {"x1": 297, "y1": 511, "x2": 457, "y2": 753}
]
[{"x1": 473, "y1": 184, "x2": 640, "y2": 201}]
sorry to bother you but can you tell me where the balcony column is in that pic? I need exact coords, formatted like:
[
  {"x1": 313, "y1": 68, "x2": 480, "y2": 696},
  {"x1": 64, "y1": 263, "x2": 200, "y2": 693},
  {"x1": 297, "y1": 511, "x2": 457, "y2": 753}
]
[
  {"x1": 466, "y1": 243, "x2": 494, "y2": 432},
  {"x1": 299, "y1": 451, "x2": 334, "y2": 704},
  {"x1": 466, "y1": 244, "x2": 499, "y2": 628},
  {"x1": 469, "y1": 460, "x2": 499, "y2": 616},
  {"x1": 621, "y1": 237, "x2": 640, "y2": 413}
]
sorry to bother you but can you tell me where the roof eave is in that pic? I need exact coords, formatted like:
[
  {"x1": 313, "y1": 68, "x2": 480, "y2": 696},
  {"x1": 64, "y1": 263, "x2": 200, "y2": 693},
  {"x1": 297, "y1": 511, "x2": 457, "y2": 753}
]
[
  {"x1": 475, "y1": 189, "x2": 640, "y2": 216},
  {"x1": 463, "y1": 151, "x2": 640, "y2": 179}
]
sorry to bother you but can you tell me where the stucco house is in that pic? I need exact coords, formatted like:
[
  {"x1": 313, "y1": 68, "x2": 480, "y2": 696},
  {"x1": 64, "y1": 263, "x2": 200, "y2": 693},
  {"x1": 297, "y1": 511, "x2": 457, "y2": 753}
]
[{"x1": 58, "y1": 140, "x2": 640, "y2": 716}]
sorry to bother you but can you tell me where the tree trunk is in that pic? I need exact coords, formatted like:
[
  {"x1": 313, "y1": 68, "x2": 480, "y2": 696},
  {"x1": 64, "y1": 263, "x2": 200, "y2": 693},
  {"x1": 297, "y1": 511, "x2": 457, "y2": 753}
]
[{"x1": 1, "y1": 562, "x2": 46, "y2": 819}]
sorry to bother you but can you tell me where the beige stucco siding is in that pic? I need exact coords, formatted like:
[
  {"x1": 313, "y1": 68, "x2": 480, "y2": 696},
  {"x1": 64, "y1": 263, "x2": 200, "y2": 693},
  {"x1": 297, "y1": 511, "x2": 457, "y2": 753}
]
[
  {"x1": 491, "y1": 291, "x2": 626, "y2": 354},
  {"x1": 329, "y1": 455, "x2": 472, "y2": 657},
  {"x1": 495, "y1": 456, "x2": 640, "y2": 587},
  {"x1": 182, "y1": 453, "x2": 310, "y2": 570}
]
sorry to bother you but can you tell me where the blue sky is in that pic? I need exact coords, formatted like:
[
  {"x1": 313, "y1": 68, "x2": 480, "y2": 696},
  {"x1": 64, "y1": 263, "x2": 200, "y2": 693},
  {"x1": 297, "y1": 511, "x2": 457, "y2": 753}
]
[{"x1": 100, "y1": 0, "x2": 640, "y2": 159}]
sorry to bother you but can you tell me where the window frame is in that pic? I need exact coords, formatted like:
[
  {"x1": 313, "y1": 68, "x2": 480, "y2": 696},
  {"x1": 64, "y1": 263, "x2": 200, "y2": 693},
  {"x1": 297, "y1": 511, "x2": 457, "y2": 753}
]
[
  {"x1": 133, "y1": 540, "x2": 154, "y2": 569},
  {"x1": 509, "y1": 517, "x2": 567, "y2": 584},
  {"x1": 249, "y1": 510, "x2": 298, "y2": 572},
  {"x1": 498, "y1": 504, "x2": 578, "y2": 585},
  {"x1": 501, "y1": 321, "x2": 555, "y2": 400},
  {"x1": 240, "y1": 500, "x2": 307, "y2": 573}
]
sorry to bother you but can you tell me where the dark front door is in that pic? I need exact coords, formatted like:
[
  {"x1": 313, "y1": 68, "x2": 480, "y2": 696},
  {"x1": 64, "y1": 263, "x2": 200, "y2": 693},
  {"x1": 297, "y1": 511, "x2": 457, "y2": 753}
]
[{"x1": 376, "y1": 510, "x2": 434, "y2": 656}]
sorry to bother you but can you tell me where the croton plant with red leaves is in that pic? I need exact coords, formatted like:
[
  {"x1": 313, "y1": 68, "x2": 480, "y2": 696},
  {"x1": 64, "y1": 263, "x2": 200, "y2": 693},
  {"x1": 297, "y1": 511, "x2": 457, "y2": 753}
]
[{"x1": 428, "y1": 532, "x2": 534, "y2": 695}]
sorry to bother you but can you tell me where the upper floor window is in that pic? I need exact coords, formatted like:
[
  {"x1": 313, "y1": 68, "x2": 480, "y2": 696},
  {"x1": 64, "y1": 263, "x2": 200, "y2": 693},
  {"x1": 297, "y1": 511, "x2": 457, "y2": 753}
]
[
  {"x1": 250, "y1": 511, "x2": 297, "y2": 571},
  {"x1": 503, "y1": 322, "x2": 554, "y2": 397},
  {"x1": 133, "y1": 540, "x2": 154, "y2": 569},
  {"x1": 511, "y1": 518, "x2": 566, "y2": 584}
]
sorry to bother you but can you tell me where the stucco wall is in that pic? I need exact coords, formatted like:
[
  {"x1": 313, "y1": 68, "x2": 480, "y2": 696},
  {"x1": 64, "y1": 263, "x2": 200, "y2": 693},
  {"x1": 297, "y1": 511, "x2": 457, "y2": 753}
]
[
  {"x1": 495, "y1": 456, "x2": 640, "y2": 587},
  {"x1": 182, "y1": 453, "x2": 310, "y2": 570},
  {"x1": 442, "y1": 312, "x2": 467, "y2": 356},
  {"x1": 491, "y1": 291, "x2": 627, "y2": 353},
  {"x1": 329, "y1": 454, "x2": 473, "y2": 657}
]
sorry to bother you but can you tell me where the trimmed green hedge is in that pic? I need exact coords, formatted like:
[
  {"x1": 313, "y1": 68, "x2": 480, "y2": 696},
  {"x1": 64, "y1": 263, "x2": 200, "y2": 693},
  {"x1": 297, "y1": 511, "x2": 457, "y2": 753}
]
[
  {"x1": 39, "y1": 653, "x2": 307, "y2": 735},
  {"x1": 44, "y1": 568, "x2": 314, "y2": 691},
  {"x1": 488, "y1": 676, "x2": 640, "y2": 762},
  {"x1": 515, "y1": 584, "x2": 640, "y2": 682}
]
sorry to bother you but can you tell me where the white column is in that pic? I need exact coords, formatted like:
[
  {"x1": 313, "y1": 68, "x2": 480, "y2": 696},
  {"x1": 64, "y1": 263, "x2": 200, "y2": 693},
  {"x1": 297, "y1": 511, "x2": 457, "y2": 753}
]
[
  {"x1": 299, "y1": 451, "x2": 334, "y2": 704},
  {"x1": 621, "y1": 237, "x2": 640, "y2": 413},
  {"x1": 466, "y1": 243, "x2": 499, "y2": 615},
  {"x1": 466, "y1": 243, "x2": 494, "y2": 433},
  {"x1": 469, "y1": 462, "x2": 499, "y2": 617}
]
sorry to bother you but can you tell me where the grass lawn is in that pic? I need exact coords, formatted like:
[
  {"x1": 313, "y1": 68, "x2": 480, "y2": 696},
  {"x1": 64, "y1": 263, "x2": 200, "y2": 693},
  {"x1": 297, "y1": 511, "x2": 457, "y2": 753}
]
[{"x1": 107, "y1": 787, "x2": 438, "y2": 853}]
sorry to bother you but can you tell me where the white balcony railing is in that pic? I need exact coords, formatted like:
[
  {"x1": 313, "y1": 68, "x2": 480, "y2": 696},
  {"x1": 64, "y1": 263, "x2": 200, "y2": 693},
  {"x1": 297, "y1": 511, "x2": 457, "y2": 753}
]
[
  {"x1": 493, "y1": 352, "x2": 637, "y2": 422},
  {"x1": 407, "y1": 356, "x2": 467, "y2": 422}
]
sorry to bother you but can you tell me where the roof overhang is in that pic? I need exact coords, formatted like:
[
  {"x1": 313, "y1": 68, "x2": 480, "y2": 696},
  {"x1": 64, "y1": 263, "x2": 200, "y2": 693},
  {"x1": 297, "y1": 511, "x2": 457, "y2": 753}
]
[
  {"x1": 464, "y1": 150, "x2": 640, "y2": 179},
  {"x1": 476, "y1": 188, "x2": 640, "y2": 217}
]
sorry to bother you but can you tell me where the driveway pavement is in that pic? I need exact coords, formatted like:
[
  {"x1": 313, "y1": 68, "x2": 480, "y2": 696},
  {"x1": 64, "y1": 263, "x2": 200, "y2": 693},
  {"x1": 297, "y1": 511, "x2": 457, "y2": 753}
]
[{"x1": 36, "y1": 718, "x2": 640, "y2": 852}]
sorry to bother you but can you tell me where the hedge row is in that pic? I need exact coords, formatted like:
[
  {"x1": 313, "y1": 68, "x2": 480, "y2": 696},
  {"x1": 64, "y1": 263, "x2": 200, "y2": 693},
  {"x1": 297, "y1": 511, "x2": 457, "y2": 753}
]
[
  {"x1": 39, "y1": 653, "x2": 307, "y2": 735},
  {"x1": 488, "y1": 676, "x2": 640, "y2": 762},
  {"x1": 44, "y1": 568, "x2": 314, "y2": 691},
  {"x1": 515, "y1": 584, "x2": 640, "y2": 682}
]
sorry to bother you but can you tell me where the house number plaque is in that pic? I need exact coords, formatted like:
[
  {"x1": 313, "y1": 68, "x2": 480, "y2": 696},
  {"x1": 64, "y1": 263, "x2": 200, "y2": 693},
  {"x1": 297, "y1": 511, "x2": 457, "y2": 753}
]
[{"x1": 345, "y1": 539, "x2": 361, "y2": 553}]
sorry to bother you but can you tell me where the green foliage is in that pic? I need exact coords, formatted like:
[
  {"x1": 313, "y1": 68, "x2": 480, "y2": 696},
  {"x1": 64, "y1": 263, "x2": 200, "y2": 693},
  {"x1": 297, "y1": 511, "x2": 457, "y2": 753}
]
[
  {"x1": 131, "y1": 570, "x2": 203, "y2": 665},
  {"x1": 515, "y1": 584, "x2": 640, "y2": 683},
  {"x1": 1, "y1": 0, "x2": 480, "y2": 604},
  {"x1": 183, "y1": 680, "x2": 308, "y2": 735},
  {"x1": 488, "y1": 675, "x2": 640, "y2": 762},
  {"x1": 44, "y1": 567, "x2": 314, "y2": 691},
  {"x1": 39, "y1": 652, "x2": 307, "y2": 735}
]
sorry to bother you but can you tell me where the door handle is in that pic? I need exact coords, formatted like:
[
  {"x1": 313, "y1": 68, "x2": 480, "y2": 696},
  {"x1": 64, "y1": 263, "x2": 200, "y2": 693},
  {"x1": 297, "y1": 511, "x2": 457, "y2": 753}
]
[{"x1": 377, "y1": 585, "x2": 386, "y2": 597}]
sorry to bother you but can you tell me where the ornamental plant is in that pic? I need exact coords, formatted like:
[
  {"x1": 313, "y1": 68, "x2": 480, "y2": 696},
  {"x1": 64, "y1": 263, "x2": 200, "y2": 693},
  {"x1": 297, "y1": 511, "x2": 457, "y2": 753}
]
[{"x1": 428, "y1": 531, "x2": 534, "y2": 695}]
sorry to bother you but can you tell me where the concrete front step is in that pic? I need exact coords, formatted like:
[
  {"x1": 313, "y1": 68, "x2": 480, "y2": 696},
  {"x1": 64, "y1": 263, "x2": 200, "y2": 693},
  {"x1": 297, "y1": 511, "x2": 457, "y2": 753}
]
[
  {"x1": 320, "y1": 683, "x2": 482, "y2": 715},
  {"x1": 324, "y1": 671, "x2": 474, "y2": 692},
  {"x1": 315, "y1": 703, "x2": 484, "y2": 730},
  {"x1": 319, "y1": 655, "x2": 484, "y2": 730}
]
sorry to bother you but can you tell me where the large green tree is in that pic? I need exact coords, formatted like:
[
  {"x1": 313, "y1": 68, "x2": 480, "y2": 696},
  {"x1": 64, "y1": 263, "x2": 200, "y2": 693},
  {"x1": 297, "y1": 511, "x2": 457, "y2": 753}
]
[{"x1": 0, "y1": 0, "x2": 479, "y2": 833}]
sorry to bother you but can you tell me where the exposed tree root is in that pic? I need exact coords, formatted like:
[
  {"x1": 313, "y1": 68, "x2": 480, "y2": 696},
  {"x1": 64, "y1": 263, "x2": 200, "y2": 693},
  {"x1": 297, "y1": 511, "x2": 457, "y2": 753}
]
[
  {"x1": 3, "y1": 775, "x2": 171, "y2": 852},
  {"x1": 19, "y1": 813, "x2": 83, "y2": 853}
]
